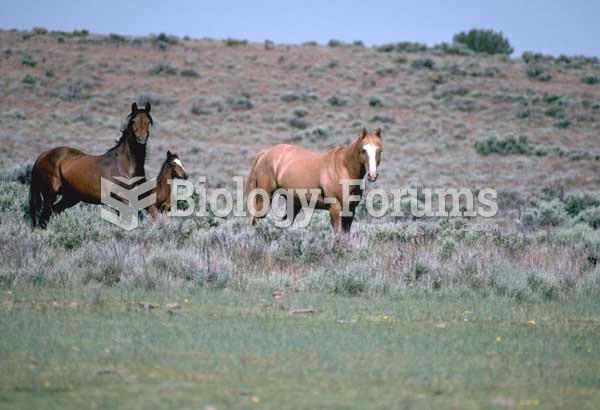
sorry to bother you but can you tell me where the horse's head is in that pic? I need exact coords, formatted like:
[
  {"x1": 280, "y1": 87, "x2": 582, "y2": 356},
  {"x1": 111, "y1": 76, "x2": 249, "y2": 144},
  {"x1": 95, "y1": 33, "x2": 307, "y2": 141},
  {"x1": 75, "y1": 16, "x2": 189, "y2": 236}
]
[
  {"x1": 358, "y1": 128, "x2": 383, "y2": 182},
  {"x1": 129, "y1": 102, "x2": 153, "y2": 144},
  {"x1": 166, "y1": 150, "x2": 188, "y2": 180}
]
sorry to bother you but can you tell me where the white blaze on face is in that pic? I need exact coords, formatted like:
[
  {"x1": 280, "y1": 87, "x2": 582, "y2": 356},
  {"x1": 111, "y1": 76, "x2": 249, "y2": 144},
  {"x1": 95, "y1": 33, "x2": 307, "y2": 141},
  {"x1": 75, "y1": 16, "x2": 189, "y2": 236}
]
[
  {"x1": 173, "y1": 158, "x2": 185, "y2": 172},
  {"x1": 363, "y1": 143, "x2": 378, "y2": 180}
]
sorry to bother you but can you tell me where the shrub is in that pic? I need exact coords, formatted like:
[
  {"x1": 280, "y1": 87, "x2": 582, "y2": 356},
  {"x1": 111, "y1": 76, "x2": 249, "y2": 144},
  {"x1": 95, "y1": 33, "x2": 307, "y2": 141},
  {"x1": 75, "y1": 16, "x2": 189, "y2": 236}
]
[
  {"x1": 434, "y1": 42, "x2": 472, "y2": 55},
  {"x1": 352, "y1": 40, "x2": 365, "y2": 47},
  {"x1": 190, "y1": 98, "x2": 224, "y2": 115},
  {"x1": 137, "y1": 92, "x2": 176, "y2": 106},
  {"x1": 474, "y1": 135, "x2": 533, "y2": 156},
  {"x1": 327, "y1": 95, "x2": 347, "y2": 107},
  {"x1": 328, "y1": 39, "x2": 344, "y2": 47},
  {"x1": 544, "y1": 105, "x2": 563, "y2": 118},
  {"x1": 225, "y1": 38, "x2": 247, "y2": 46},
  {"x1": 149, "y1": 64, "x2": 178, "y2": 75},
  {"x1": 72, "y1": 29, "x2": 89, "y2": 37},
  {"x1": 376, "y1": 42, "x2": 427, "y2": 53},
  {"x1": 0, "y1": 163, "x2": 33, "y2": 185},
  {"x1": 294, "y1": 127, "x2": 332, "y2": 143},
  {"x1": 227, "y1": 94, "x2": 253, "y2": 110},
  {"x1": 554, "y1": 119, "x2": 571, "y2": 129},
  {"x1": 152, "y1": 32, "x2": 178, "y2": 50},
  {"x1": 453, "y1": 98, "x2": 477, "y2": 112},
  {"x1": 32, "y1": 27, "x2": 48, "y2": 36},
  {"x1": 180, "y1": 69, "x2": 200, "y2": 78},
  {"x1": 281, "y1": 91, "x2": 317, "y2": 103},
  {"x1": 564, "y1": 192, "x2": 600, "y2": 216},
  {"x1": 395, "y1": 42, "x2": 428, "y2": 52},
  {"x1": 22, "y1": 75, "x2": 36, "y2": 85},
  {"x1": 288, "y1": 117, "x2": 309, "y2": 129},
  {"x1": 368, "y1": 96, "x2": 383, "y2": 107},
  {"x1": 526, "y1": 65, "x2": 552, "y2": 81},
  {"x1": 21, "y1": 55, "x2": 37, "y2": 67},
  {"x1": 108, "y1": 33, "x2": 128, "y2": 44},
  {"x1": 521, "y1": 199, "x2": 567, "y2": 227},
  {"x1": 330, "y1": 267, "x2": 370, "y2": 296},
  {"x1": 292, "y1": 107, "x2": 308, "y2": 117},
  {"x1": 411, "y1": 58, "x2": 435, "y2": 70},
  {"x1": 264, "y1": 39, "x2": 274, "y2": 50},
  {"x1": 522, "y1": 51, "x2": 553, "y2": 64},
  {"x1": 453, "y1": 29, "x2": 513, "y2": 55},
  {"x1": 444, "y1": 63, "x2": 498, "y2": 77},
  {"x1": 376, "y1": 43, "x2": 395, "y2": 53},
  {"x1": 375, "y1": 66, "x2": 397, "y2": 76},
  {"x1": 581, "y1": 75, "x2": 600, "y2": 85},
  {"x1": 577, "y1": 206, "x2": 600, "y2": 229}
]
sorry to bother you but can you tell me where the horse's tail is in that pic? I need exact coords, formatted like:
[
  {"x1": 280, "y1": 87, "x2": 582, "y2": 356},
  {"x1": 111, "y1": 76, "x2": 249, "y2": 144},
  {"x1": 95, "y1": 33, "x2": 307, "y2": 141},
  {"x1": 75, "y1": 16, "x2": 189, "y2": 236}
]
[
  {"x1": 29, "y1": 164, "x2": 43, "y2": 228},
  {"x1": 244, "y1": 150, "x2": 265, "y2": 197}
]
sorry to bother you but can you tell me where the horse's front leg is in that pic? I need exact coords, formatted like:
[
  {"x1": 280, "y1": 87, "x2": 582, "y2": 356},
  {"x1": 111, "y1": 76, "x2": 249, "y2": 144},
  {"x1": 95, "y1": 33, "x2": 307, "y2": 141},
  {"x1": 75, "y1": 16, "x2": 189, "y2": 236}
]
[
  {"x1": 328, "y1": 203, "x2": 343, "y2": 233},
  {"x1": 340, "y1": 202, "x2": 357, "y2": 233}
]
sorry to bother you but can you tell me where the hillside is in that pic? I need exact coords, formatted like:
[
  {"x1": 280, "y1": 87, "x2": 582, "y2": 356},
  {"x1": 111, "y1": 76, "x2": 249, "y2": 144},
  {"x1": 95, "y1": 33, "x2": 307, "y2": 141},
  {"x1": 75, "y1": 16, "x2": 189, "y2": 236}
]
[
  {"x1": 2, "y1": 29, "x2": 600, "y2": 408},
  {"x1": 1, "y1": 29, "x2": 599, "y2": 203}
]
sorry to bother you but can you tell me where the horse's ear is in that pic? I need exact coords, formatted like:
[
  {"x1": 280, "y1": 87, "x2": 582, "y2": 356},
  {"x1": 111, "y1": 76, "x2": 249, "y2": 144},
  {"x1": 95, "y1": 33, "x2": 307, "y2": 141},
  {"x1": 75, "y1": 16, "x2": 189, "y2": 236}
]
[
  {"x1": 375, "y1": 128, "x2": 382, "y2": 139},
  {"x1": 361, "y1": 127, "x2": 367, "y2": 139},
  {"x1": 131, "y1": 102, "x2": 138, "y2": 113},
  {"x1": 167, "y1": 150, "x2": 173, "y2": 159},
  {"x1": 144, "y1": 102, "x2": 151, "y2": 113}
]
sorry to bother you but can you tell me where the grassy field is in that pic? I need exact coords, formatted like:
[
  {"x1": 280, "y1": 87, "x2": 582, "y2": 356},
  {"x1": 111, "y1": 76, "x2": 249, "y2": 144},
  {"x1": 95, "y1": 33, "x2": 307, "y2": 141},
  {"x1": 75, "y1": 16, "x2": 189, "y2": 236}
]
[
  {"x1": 2, "y1": 288, "x2": 600, "y2": 409},
  {"x1": 1, "y1": 27, "x2": 600, "y2": 408}
]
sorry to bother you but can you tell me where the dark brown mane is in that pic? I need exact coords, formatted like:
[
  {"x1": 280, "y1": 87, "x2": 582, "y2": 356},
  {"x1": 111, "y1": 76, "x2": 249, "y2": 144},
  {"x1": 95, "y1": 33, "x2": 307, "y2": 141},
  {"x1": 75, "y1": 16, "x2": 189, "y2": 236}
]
[
  {"x1": 157, "y1": 152, "x2": 177, "y2": 179},
  {"x1": 109, "y1": 109, "x2": 154, "y2": 150},
  {"x1": 106, "y1": 110, "x2": 153, "y2": 174}
]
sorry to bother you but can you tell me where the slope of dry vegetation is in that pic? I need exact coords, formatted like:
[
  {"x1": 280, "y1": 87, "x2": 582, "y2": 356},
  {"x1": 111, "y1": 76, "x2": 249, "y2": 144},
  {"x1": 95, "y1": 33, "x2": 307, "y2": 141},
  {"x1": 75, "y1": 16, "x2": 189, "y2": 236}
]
[{"x1": 2, "y1": 28, "x2": 600, "y2": 409}]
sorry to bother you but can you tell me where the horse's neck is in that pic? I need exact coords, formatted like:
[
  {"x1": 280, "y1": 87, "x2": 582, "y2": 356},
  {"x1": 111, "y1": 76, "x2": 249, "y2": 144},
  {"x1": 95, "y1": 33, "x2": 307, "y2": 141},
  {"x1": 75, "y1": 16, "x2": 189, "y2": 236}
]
[
  {"x1": 341, "y1": 138, "x2": 365, "y2": 180},
  {"x1": 117, "y1": 131, "x2": 147, "y2": 177}
]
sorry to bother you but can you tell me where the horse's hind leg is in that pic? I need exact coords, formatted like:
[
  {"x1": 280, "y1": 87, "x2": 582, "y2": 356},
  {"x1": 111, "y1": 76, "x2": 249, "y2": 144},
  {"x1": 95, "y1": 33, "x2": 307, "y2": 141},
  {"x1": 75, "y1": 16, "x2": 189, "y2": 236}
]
[
  {"x1": 250, "y1": 174, "x2": 276, "y2": 226},
  {"x1": 341, "y1": 215, "x2": 355, "y2": 233},
  {"x1": 250, "y1": 193, "x2": 270, "y2": 225},
  {"x1": 328, "y1": 203, "x2": 343, "y2": 233},
  {"x1": 282, "y1": 199, "x2": 302, "y2": 224},
  {"x1": 53, "y1": 194, "x2": 80, "y2": 214}
]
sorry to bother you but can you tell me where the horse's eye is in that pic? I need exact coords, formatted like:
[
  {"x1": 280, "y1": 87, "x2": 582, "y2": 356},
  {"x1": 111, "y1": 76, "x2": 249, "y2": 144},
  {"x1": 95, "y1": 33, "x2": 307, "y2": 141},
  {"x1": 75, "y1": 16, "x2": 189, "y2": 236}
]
[{"x1": 362, "y1": 149, "x2": 366, "y2": 154}]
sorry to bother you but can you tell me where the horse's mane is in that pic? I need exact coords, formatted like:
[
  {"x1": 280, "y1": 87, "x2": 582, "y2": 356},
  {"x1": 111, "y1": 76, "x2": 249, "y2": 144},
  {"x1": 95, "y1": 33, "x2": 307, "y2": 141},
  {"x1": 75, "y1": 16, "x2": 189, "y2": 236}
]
[
  {"x1": 107, "y1": 110, "x2": 154, "y2": 153},
  {"x1": 157, "y1": 154, "x2": 176, "y2": 179},
  {"x1": 328, "y1": 135, "x2": 360, "y2": 155}
]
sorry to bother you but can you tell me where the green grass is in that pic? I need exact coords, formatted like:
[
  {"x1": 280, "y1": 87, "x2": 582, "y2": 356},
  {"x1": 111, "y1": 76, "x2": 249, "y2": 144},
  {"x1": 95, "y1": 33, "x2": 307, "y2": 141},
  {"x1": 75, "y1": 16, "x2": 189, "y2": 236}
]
[{"x1": 1, "y1": 287, "x2": 600, "y2": 409}]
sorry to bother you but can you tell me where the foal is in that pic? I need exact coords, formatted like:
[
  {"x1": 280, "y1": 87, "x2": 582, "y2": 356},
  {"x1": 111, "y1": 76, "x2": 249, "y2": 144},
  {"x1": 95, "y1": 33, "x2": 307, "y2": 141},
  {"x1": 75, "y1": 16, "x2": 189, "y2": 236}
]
[
  {"x1": 246, "y1": 128, "x2": 383, "y2": 232},
  {"x1": 149, "y1": 151, "x2": 188, "y2": 219}
]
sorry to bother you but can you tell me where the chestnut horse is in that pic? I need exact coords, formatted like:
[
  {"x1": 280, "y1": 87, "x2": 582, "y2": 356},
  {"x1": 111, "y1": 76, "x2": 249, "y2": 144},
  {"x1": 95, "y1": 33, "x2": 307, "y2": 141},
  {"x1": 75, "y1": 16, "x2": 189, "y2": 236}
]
[
  {"x1": 149, "y1": 150, "x2": 188, "y2": 219},
  {"x1": 29, "y1": 102, "x2": 153, "y2": 228},
  {"x1": 245, "y1": 128, "x2": 382, "y2": 232}
]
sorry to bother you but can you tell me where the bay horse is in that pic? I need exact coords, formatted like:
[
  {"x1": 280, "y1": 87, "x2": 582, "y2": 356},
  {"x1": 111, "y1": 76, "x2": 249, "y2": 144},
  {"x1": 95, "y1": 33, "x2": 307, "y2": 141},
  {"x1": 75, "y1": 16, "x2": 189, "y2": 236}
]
[
  {"x1": 245, "y1": 128, "x2": 382, "y2": 232},
  {"x1": 29, "y1": 102, "x2": 153, "y2": 228},
  {"x1": 148, "y1": 150, "x2": 188, "y2": 219}
]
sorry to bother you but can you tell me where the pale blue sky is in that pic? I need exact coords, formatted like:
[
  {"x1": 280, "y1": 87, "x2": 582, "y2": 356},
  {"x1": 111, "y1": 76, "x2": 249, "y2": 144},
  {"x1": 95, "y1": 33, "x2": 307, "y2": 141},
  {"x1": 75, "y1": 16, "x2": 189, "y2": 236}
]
[{"x1": 1, "y1": 0, "x2": 598, "y2": 57}]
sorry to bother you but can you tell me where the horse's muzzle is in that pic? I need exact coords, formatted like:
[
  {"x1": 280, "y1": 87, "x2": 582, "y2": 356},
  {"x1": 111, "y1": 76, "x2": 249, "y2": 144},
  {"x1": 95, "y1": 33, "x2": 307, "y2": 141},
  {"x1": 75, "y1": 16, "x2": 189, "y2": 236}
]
[{"x1": 367, "y1": 173, "x2": 379, "y2": 182}]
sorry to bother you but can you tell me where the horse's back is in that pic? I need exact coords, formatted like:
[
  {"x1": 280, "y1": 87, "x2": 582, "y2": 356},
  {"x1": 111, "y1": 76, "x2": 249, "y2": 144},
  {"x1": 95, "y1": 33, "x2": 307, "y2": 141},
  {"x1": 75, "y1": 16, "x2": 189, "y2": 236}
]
[
  {"x1": 256, "y1": 143, "x2": 329, "y2": 191},
  {"x1": 34, "y1": 146, "x2": 86, "y2": 168}
]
